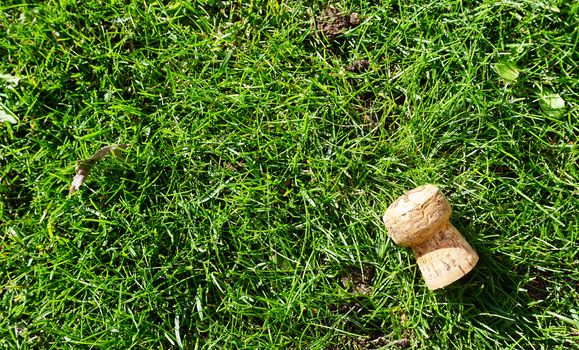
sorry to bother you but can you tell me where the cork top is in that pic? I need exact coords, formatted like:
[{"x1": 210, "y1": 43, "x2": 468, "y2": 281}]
[{"x1": 383, "y1": 184, "x2": 451, "y2": 247}]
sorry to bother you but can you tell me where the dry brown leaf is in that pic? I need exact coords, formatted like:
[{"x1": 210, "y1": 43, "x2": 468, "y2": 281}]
[{"x1": 69, "y1": 144, "x2": 130, "y2": 194}]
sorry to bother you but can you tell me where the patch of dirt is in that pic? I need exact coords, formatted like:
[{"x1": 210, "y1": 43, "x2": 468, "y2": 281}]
[
  {"x1": 328, "y1": 334, "x2": 410, "y2": 350},
  {"x1": 353, "y1": 78, "x2": 405, "y2": 130},
  {"x1": 347, "y1": 60, "x2": 369, "y2": 73},
  {"x1": 357, "y1": 92, "x2": 377, "y2": 128},
  {"x1": 350, "y1": 334, "x2": 389, "y2": 349},
  {"x1": 341, "y1": 266, "x2": 374, "y2": 295},
  {"x1": 317, "y1": 7, "x2": 361, "y2": 40},
  {"x1": 393, "y1": 90, "x2": 406, "y2": 106},
  {"x1": 357, "y1": 91, "x2": 392, "y2": 130},
  {"x1": 356, "y1": 335, "x2": 410, "y2": 349},
  {"x1": 328, "y1": 300, "x2": 365, "y2": 315},
  {"x1": 525, "y1": 269, "x2": 552, "y2": 301},
  {"x1": 492, "y1": 165, "x2": 517, "y2": 178},
  {"x1": 395, "y1": 339, "x2": 411, "y2": 347}
]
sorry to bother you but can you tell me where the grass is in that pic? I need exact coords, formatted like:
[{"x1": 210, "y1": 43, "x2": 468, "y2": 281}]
[{"x1": 0, "y1": 0, "x2": 577, "y2": 348}]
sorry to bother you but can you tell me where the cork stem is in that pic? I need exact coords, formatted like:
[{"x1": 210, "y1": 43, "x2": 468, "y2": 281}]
[{"x1": 411, "y1": 222, "x2": 479, "y2": 290}]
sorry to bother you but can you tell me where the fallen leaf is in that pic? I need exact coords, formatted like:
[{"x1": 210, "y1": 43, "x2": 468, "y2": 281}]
[
  {"x1": 69, "y1": 161, "x2": 91, "y2": 195},
  {"x1": 495, "y1": 61, "x2": 520, "y2": 82},
  {"x1": 69, "y1": 144, "x2": 130, "y2": 194},
  {"x1": 89, "y1": 144, "x2": 130, "y2": 162}
]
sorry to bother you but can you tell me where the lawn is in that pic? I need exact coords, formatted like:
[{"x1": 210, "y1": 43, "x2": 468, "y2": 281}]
[{"x1": 1, "y1": 0, "x2": 578, "y2": 349}]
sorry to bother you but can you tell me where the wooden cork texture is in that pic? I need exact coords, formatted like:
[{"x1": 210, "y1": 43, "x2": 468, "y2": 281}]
[
  {"x1": 383, "y1": 184, "x2": 478, "y2": 290},
  {"x1": 412, "y1": 222, "x2": 478, "y2": 290},
  {"x1": 383, "y1": 184, "x2": 451, "y2": 247}
]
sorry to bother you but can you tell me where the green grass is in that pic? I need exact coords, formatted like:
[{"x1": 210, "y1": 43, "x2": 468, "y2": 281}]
[{"x1": 1, "y1": 0, "x2": 578, "y2": 348}]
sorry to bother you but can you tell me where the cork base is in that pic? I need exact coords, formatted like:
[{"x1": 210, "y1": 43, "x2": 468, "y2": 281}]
[{"x1": 411, "y1": 223, "x2": 478, "y2": 290}]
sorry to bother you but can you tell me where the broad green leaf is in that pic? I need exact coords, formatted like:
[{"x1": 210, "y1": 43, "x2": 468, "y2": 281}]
[
  {"x1": 0, "y1": 102, "x2": 18, "y2": 124},
  {"x1": 542, "y1": 94, "x2": 565, "y2": 109},
  {"x1": 495, "y1": 61, "x2": 520, "y2": 82},
  {"x1": 540, "y1": 93, "x2": 566, "y2": 117}
]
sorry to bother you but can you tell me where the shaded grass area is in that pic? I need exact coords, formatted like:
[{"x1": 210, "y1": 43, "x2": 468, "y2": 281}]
[{"x1": 1, "y1": 0, "x2": 578, "y2": 348}]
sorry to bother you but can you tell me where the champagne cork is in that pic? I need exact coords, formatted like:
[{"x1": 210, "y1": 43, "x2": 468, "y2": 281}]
[{"x1": 383, "y1": 184, "x2": 478, "y2": 290}]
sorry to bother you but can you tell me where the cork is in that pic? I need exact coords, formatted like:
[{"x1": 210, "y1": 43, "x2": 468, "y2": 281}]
[{"x1": 383, "y1": 184, "x2": 478, "y2": 290}]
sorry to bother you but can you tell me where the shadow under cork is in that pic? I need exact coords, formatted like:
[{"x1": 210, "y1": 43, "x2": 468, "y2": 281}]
[{"x1": 422, "y1": 224, "x2": 570, "y2": 348}]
